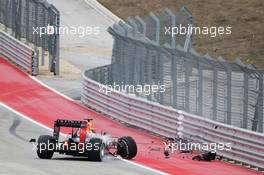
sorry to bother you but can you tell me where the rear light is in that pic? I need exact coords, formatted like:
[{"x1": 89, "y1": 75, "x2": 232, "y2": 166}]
[
  {"x1": 63, "y1": 141, "x2": 68, "y2": 146},
  {"x1": 79, "y1": 143, "x2": 84, "y2": 149}
]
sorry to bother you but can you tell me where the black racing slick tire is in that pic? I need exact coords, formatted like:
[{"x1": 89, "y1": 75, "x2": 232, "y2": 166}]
[
  {"x1": 37, "y1": 135, "x2": 56, "y2": 159},
  {"x1": 117, "y1": 136, "x2": 137, "y2": 159},
  {"x1": 87, "y1": 138, "x2": 105, "y2": 161}
]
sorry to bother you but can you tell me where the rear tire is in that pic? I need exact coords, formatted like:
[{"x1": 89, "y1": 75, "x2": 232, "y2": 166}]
[
  {"x1": 37, "y1": 135, "x2": 56, "y2": 159},
  {"x1": 117, "y1": 136, "x2": 137, "y2": 159},
  {"x1": 87, "y1": 138, "x2": 104, "y2": 161}
]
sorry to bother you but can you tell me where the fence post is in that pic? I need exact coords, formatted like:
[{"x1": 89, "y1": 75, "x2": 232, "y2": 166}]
[
  {"x1": 226, "y1": 65, "x2": 232, "y2": 125},
  {"x1": 41, "y1": 4, "x2": 47, "y2": 66},
  {"x1": 127, "y1": 17, "x2": 139, "y2": 37},
  {"x1": 184, "y1": 55, "x2": 191, "y2": 112},
  {"x1": 147, "y1": 45, "x2": 153, "y2": 101},
  {"x1": 149, "y1": 12, "x2": 160, "y2": 44},
  {"x1": 164, "y1": 9, "x2": 176, "y2": 49},
  {"x1": 212, "y1": 65, "x2": 218, "y2": 121},
  {"x1": 159, "y1": 52, "x2": 164, "y2": 105},
  {"x1": 140, "y1": 43, "x2": 147, "y2": 87},
  {"x1": 135, "y1": 39, "x2": 149, "y2": 90},
  {"x1": 116, "y1": 29, "x2": 126, "y2": 85},
  {"x1": 34, "y1": 1, "x2": 38, "y2": 49},
  {"x1": 243, "y1": 72, "x2": 249, "y2": 129},
  {"x1": 4, "y1": 0, "x2": 8, "y2": 32},
  {"x1": 25, "y1": 0, "x2": 29, "y2": 44},
  {"x1": 15, "y1": 0, "x2": 22, "y2": 40},
  {"x1": 182, "y1": 6, "x2": 193, "y2": 52},
  {"x1": 218, "y1": 57, "x2": 232, "y2": 125},
  {"x1": 198, "y1": 61, "x2": 203, "y2": 116},
  {"x1": 258, "y1": 75, "x2": 263, "y2": 132},
  {"x1": 11, "y1": 0, "x2": 16, "y2": 37},
  {"x1": 119, "y1": 22, "x2": 133, "y2": 86},
  {"x1": 54, "y1": 17, "x2": 60, "y2": 75},
  {"x1": 32, "y1": 49, "x2": 39, "y2": 76},
  {"x1": 135, "y1": 16, "x2": 146, "y2": 36},
  {"x1": 172, "y1": 54, "x2": 177, "y2": 108},
  {"x1": 50, "y1": 5, "x2": 60, "y2": 75}
]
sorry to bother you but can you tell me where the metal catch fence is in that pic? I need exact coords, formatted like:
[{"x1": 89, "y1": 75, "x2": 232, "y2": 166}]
[
  {"x1": 0, "y1": 0, "x2": 60, "y2": 75},
  {"x1": 86, "y1": 7, "x2": 264, "y2": 133}
]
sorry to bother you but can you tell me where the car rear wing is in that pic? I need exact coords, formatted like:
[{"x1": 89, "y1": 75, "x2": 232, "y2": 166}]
[
  {"x1": 53, "y1": 119, "x2": 88, "y2": 140},
  {"x1": 54, "y1": 119, "x2": 87, "y2": 128}
]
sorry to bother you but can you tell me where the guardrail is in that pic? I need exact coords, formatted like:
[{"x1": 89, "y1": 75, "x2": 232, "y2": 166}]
[
  {"x1": 82, "y1": 69, "x2": 264, "y2": 169},
  {"x1": 0, "y1": 30, "x2": 38, "y2": 75}
]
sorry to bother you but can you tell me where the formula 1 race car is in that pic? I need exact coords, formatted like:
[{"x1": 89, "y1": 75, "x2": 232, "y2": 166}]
[{"x1": 32, "y1": 119, "x2": 137, "y2": 161}]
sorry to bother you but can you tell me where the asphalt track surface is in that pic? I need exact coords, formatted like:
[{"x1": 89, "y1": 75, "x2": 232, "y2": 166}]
[
  {"x1": 0, "y1": 105, "x2": 158, "y2": 175},
  {"x1": 48, "y1": 0, "x2": 113, "y2": 71},
  {"x1": 1, "y1": 58, "x2": 262, "y2": 175},
  {"x1": 37, "y1": 0, "x2": 114, "y2": 102}
]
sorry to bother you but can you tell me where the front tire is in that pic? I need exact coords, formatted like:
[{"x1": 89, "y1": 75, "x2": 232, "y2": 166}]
[
  {"x1": 37, "y1": 135, "x2": 56, "y2": 159},
  {"x1": 117, "y1": 136, "x2": 137, "y2": 159}
]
